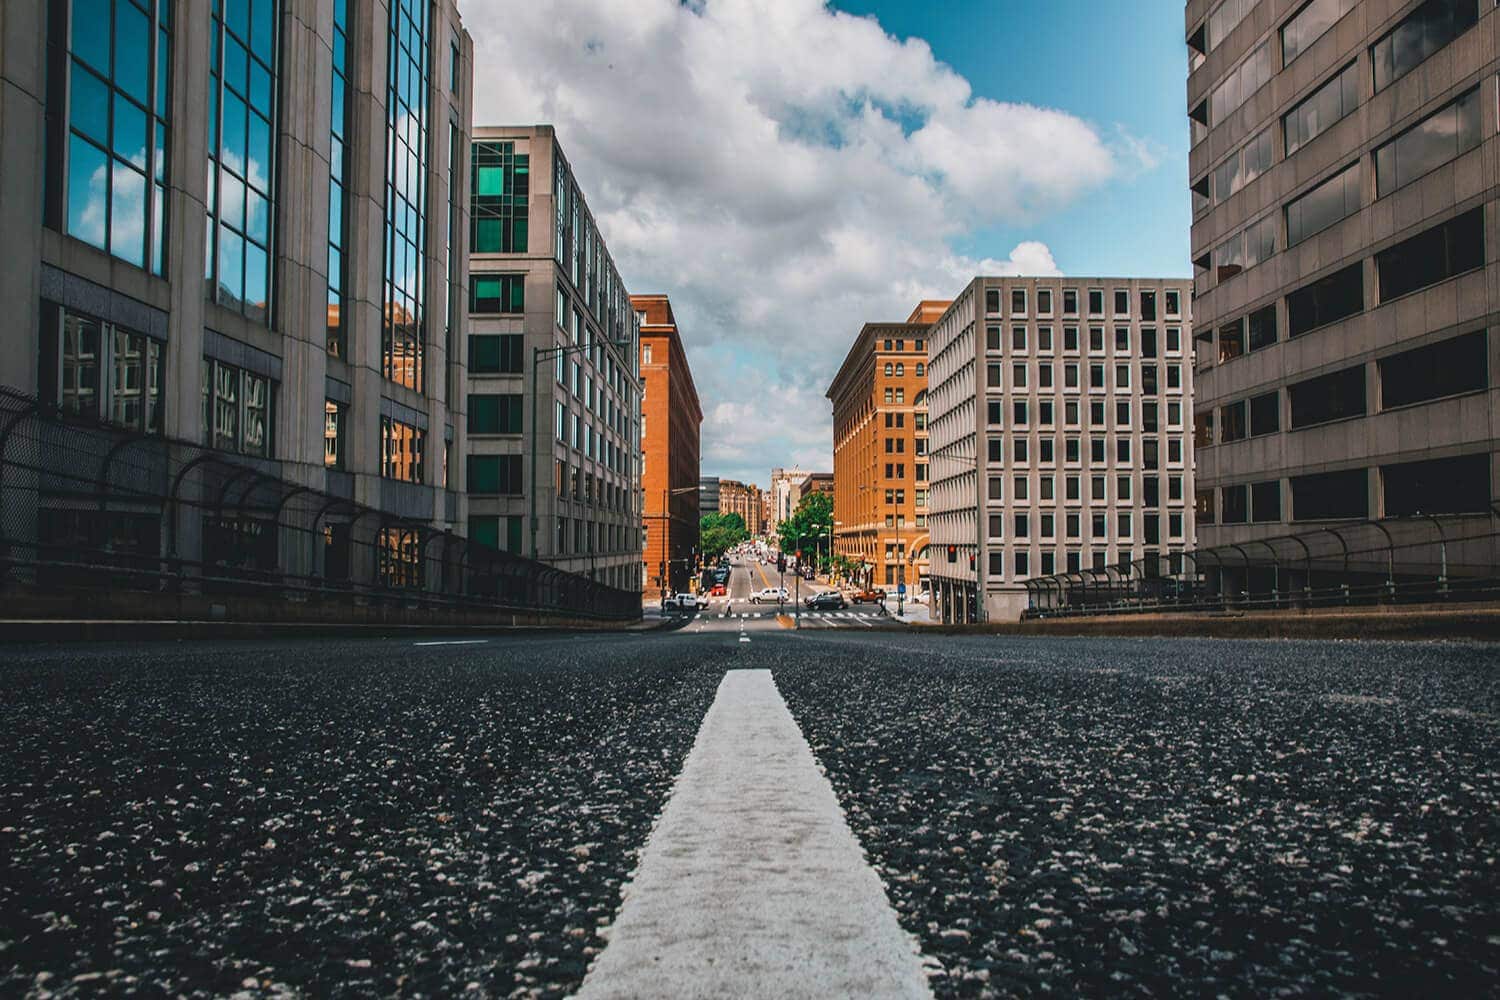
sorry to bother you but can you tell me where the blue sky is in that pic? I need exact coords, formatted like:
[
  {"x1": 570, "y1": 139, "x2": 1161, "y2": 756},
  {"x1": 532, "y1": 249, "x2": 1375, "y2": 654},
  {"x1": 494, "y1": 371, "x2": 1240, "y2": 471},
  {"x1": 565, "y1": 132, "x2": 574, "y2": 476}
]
[
  {"x1": 468, "y1": 0, "x2": 1194, "y2": 486},
  {"x1": 831, "y1": 0, "x2": 1192, "y2": 278}
]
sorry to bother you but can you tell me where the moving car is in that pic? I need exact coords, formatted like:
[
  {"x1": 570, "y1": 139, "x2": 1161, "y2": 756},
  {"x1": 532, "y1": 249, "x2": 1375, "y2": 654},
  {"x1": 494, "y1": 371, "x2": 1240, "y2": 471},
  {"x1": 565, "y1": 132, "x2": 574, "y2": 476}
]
[
  {"x1": 750, "y1": 587, "x2": 788, "y2": 604},
  {"x1": 665, "y1": 592, "x2": 708, "y2": 612},
  {"x1": 710, "y1": 583, "x2": 727, "y2": 597},
  {"x1": 851, "y1": 588, "x2": 887, "y2": 604},
  {"x1": 805, "y1": 591, "x2": 847, "y2": 611}
]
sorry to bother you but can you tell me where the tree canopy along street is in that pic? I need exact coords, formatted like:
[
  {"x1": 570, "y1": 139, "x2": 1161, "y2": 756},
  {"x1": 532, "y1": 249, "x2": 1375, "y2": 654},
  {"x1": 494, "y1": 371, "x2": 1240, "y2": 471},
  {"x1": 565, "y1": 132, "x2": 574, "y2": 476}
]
[{"x1": 0, "y1": 630, "x2": 1495, "y2": 997}]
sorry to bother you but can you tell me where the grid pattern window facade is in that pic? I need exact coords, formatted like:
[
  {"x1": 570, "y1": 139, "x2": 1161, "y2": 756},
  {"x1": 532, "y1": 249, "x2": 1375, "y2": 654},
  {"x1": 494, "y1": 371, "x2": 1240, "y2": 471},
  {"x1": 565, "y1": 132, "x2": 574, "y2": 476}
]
[
  {"x1": 62, "y1": 0, "x2": 172, "y2": 275},
  {"x1": 381, "y1": 0, "x2": 430, "y2": 392},
  {"x1": 381, "y1": 415, "x2": 425, "y2": 483},
  {"x1": 206, "y1": 0, "x2": 277, "y2": 321},
  {"x1": 471, "y1": 141, "x2": 528, "y2": 253},
  {"x1": 326, "y1": 0, "x2": 350, "y2": 356}
]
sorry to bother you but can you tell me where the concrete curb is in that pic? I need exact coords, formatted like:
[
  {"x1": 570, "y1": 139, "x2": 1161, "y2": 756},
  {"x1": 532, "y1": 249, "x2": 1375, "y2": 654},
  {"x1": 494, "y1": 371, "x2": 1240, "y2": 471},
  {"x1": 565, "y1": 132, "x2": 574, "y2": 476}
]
[{"x1": 0, "y1": 617, "x2": 663, "y2": 644}]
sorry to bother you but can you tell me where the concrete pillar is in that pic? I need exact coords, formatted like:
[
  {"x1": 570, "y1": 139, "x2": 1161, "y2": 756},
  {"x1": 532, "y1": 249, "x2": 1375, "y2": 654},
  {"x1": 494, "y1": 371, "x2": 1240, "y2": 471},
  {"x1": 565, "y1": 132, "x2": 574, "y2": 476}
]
[{"x1": 0, "y1": 0, "x2": 47, "y2": 396}]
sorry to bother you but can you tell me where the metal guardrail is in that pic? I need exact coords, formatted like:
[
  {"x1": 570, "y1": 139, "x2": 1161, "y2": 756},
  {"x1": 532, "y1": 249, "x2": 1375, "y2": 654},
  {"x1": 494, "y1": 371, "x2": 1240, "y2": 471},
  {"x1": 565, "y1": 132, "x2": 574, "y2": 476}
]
[
  {"x1": 1021, "y1": 511, "x2": 1500, "y2": 620},
  {"x1": 0, "y1": 387, "x2": 639, "y2": 621}
]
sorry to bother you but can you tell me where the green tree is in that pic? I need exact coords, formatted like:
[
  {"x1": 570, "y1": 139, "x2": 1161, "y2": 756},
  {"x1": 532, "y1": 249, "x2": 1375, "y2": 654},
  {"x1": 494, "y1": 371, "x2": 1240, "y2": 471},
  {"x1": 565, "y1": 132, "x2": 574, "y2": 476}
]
[
  {"x1": 699, "y1": 512, "x2": 748, "y2": 562},
  {"x1": 777, "y1": 492, "x2": 834, "y2": 564}
]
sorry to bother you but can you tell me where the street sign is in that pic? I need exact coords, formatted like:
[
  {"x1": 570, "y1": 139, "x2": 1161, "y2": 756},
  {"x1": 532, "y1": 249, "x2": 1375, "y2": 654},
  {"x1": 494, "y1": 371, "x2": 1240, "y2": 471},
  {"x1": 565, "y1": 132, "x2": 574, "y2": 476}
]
[{"x1": 897, "y1": 583, "x2": 906, "y2": 595}]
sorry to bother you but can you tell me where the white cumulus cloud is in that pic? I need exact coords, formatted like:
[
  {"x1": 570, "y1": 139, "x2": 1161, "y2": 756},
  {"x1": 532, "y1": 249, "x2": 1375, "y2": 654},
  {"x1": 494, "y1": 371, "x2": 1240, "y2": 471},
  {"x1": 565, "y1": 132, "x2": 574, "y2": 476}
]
[{"x1": 463, "y1": 0, "x2": 1126, "y2": 486}]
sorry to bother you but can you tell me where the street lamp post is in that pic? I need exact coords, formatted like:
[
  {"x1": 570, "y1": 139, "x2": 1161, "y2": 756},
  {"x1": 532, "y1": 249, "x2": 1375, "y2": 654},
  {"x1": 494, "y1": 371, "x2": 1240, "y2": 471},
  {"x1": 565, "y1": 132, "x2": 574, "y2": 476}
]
[{"x1": 653, "y1": 484, "x2": 700, "y2": 605}]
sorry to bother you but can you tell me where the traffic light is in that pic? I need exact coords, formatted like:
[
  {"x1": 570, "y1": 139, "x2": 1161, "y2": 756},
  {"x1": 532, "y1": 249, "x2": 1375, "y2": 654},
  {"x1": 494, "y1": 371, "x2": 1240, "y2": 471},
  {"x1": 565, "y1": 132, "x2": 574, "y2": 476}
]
[
  {"x1": 969, "y1": 553, "x2": 976, "y2": 570},
  {"x1": 777, "y1": 553, "x2": 786, "y2": 573},
  {"x1": 947, "y1": 545, "x2": 957, "y2": 563}
]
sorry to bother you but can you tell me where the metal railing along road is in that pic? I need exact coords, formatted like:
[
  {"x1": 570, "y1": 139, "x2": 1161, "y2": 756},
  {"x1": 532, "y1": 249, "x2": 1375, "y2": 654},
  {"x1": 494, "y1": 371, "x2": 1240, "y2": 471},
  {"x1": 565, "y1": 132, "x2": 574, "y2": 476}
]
[
  {"x1": 1021, "y1": 511, "x2": 1500, "y2": 620},
  {"x1": 0, "y1": 387, "x2": 638, "y2": 622}
]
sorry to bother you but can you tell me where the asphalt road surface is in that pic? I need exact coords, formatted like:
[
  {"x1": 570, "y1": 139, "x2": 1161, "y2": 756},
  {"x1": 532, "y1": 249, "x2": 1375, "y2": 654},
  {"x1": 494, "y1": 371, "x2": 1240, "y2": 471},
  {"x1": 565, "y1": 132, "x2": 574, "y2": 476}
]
[{"x1": 1, "y1": 629, "x2": 1495, "y2": 997}]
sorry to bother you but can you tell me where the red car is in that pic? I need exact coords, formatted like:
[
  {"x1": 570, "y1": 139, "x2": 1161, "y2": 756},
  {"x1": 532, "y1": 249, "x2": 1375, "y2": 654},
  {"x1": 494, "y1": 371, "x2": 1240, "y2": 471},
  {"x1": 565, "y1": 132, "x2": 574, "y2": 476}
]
[
  {"x1": 710, "y1": 583, "x2": 727, "y2": 597},
  {"x1": 851, "y1": 588, "x2": 887, "y2": 604}
]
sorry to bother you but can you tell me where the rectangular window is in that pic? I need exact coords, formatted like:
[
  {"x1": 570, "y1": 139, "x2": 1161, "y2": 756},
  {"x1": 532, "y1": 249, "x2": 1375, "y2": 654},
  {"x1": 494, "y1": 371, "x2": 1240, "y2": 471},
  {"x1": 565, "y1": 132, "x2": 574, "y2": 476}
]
[
  {"x1": 1292, "y1": 468, "x2": 1368, "y2": 521},
  {"x1": 1376, "y1": 87, "x2": 1481, "y2": 197},
  {"x1": 1113, "y1": 290, "x2": 1129, "y2": 316},
  {"x1": 1037, "y1": 289, "x2": 1052, "y2": 314},
  {"x1": 469, "y1": 333, "x2": 523, "y2": 374},
  {"x1": 467, "y1": 453, "x2": 522, "y2": 495},
  {"x1": 1222, "y1": 484, "x2": 1249, "y2": 524},
  {"x1": 1063, "y1": 289, "x2": 1078, "y2": 314},
  {"x1": 324, "y1": 399, "x2": 345, "y2": 469},
  {"x1": 1287, "y1": 262, "x2": 1363, "y2": 337},
  {"x1": 1088, "y1": 289, "x2": 1104, "y2": 315},
  {"x1": 470, "y1": 274, "x2": 525, "y2": 313},
  {"x1": 1196, "y1": 488, "x2": 1216, "y2": 524},
  {"x1": 1011, "y1": 288, "x2": 1027, "y2": 314},
  {"x1": 1283, "y1": 62, "x2": 1358, "y2": 156},
  {"x1": 1375, "y1": 207, "x2": 1484, "y2": 302},
  {"x1": 985, "y1": 288, "x2": 1001, "y2": 314},
  {"x1": 1379, "y1": 331, "x2": 1487, "y2": 410},
  {"x1": 1246, "y1": 304, "x2": 1277, "y2": 352},
  {"x1": 1372, "y1": 0, "x2": 1480, "y2": 93},
  {"x1": 1282, "y1": 0, "x2": 1357, "y2": 64},
  {"x1": 380, "y1": 0, "x2": 431, "y2": 390},
  {"x1": 204, "y1": 358, "x2": 274, "y2": 457},
  {"x1": 1249, "y1": 391, "x2": 1280, "y2": 436},
  {"x1": 1289, "y1": 364, "x2": 1365, "y2": 428},
  {"x1": 1012, "y1": 326, "x2": 1028, "y2": 352},
  {"x1": 327, "y1": 0, "x2": 351, "y2": 355},
  {"x1": 1383, "y1": 453, "x2": 1489, "y2": 515},
  {"x1": 1220, "y1": 400, "x2": 1248, "y2": 442},
  {"x1": 467, "y1": 393, "x2": 522, "y2": 434},
  {"x1": 471, "y1": 141, "x2": 530, "y2": 253},
  {"x1": 380, "y1": 415, "x2": 424, "y2": 483},
  {"x1": 1213, "y1": 128, "x2": 1273, "y2": 202},
  {"x1": 1286, "y1": 162, "x2": 1360, "y2": 246},
  {"x1": 1211, "y1": 40, "x2": 1272, "y2": 124},
  {"x1": 53, "y1": 308, "x2": 165, "y2": 434},
  {"x1": 1251, "y1": 480, "x2": 1281, "y2": 523},
  {"x1": 207, "y1": 1, "x2": 276, "y2": 319}
]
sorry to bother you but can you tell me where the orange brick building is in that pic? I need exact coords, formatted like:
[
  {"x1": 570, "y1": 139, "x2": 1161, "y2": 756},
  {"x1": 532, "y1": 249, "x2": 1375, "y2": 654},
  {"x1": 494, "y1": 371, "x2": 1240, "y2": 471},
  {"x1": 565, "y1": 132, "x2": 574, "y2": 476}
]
[
  {"x1": 826, "y1": 302, "x2": 947, "y2": 590},
  {"x1": 633, "y1": 295, "x2": 702, "y2": 595},
  {"x1": 719, "y1": 479, "x2": 765, "y2": 536}
]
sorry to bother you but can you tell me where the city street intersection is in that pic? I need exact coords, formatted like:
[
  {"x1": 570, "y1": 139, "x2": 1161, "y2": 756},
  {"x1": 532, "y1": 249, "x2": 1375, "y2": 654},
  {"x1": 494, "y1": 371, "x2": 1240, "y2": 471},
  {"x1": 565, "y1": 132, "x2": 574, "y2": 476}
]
[{"x1": 0, "y1": 628, "x2": 1495, "y2": 997}]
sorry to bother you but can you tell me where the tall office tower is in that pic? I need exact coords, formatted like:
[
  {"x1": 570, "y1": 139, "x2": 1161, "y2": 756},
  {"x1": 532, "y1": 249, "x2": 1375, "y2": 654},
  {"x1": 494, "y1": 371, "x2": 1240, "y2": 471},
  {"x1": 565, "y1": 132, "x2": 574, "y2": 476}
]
[
  {"x1": 634, "y1": 294, "x2": 702, "y2": 595},
  {"x1": 827, "y1": 305, "x2": 941, "y2": 592},
  {"x1": 465, "y1": 125, "x2": 643, "y2": 591},
  {"x1": 1, "y1": 0, "x2": 472, "y2": 579},
  {"x1": 926, "y1": 278, "x2": 1196, "y2": 623},
  {"x1": 1187, "y1": 0, "x2": 1498, "y2": 591}
]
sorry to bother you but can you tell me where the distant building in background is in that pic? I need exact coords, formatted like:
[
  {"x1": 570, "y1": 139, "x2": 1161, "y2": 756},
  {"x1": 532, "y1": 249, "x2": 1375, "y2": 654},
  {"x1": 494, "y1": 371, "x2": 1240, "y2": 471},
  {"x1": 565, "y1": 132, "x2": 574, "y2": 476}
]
[
  {"x1": 466, "y1": 125, "x2": 642, "y2": 590},
  {"x1": 1186, "y1": 0, "x2": 1499, "y2": 592},
  {"x1": 698, "y1": 476, "x2": 720, "y2": 523},
  {"x1": 926, "y1": 277, "x2": 1195, "y2": 622},
  {"x1": 719, "y1": 478, "x2": 766, "y2": 536},
  {"x1": 827, "y1": 303, "x2": 943, "y2": 590},
  {"x1": 795, "y1": 473, "x2": 835, "y2": 505},
  {"x1": 634, "y1": 294, "x2": 702, "y2": 595},
  {"x1": 769, "y1": 467, "x2": 807, "y2": 527}
]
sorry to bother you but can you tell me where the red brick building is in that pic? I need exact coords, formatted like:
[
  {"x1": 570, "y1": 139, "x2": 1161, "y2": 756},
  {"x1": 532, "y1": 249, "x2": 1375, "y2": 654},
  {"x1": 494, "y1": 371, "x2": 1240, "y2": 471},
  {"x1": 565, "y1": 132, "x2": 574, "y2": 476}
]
[{"x1": 633, "y1": 295, "x2": 702, "y2": 595}]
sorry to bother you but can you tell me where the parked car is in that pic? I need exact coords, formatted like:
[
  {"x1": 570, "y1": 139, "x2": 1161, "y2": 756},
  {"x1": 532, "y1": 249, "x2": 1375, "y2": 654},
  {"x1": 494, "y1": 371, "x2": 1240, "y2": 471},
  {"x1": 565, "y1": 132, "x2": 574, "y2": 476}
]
[
  {"x1": 710, "y1": 583, "x2": 727, "y2": 597},
  {"x1": 851, "y1": 588, "x2": 887, "y2": 604},
  {"x1": 805, "y1": 591, "x2": 847, "y2": 611},
  {"x1": 666, "y1": 592, "x2": 708, "y2": 612},
  {"x1": 750, "y1": 587, "x2": 788, "y2": 604}
]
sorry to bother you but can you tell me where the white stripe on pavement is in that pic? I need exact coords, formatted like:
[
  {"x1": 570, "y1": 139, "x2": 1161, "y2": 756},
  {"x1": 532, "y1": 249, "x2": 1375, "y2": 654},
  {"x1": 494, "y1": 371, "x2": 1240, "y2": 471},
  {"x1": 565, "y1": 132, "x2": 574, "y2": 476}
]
[
  {"x1": 412, "y1": 639, "x2": 489, "y2": 646},
  {"x1": 577, "y1": 670, "x2": 932, "y2": 999}
]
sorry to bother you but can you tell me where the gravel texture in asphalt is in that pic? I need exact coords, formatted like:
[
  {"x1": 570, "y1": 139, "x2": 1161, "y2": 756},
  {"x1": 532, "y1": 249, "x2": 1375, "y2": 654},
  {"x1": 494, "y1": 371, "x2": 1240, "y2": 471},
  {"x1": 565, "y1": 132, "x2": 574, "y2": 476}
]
[
  {"x1": 0, "y1": 634, "x2": 722, "y2": 998},
  {"x1": 773, "y1": 633, "x2": 1500, "y2": 998}
]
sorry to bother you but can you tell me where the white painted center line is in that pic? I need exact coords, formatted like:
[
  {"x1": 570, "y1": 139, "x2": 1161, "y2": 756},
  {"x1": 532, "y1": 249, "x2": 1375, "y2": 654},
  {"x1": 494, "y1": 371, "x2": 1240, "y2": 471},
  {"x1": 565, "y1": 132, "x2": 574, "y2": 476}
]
[
  {"x1": 412, "y1": 639, "x2": 489, "y2": 646},
  {"x1": 578, "y1": 669, "x2": 932, "y2": 999}
]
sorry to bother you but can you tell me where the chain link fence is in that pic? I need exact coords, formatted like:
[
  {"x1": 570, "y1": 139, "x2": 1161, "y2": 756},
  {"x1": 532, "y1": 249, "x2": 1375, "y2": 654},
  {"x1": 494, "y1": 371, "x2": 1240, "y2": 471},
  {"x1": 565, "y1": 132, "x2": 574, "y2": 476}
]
[{"x1": 0, "y1": 388, "x2": 639, "y2": 622}]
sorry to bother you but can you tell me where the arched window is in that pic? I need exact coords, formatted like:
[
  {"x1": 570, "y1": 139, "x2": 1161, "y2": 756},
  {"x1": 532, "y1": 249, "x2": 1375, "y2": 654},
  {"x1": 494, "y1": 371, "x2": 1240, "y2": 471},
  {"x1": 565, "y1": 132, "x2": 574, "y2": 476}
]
[
  {"x1": 883, "y1": 362, "x2": 893, "y2": 376},
  {"x1": 895, "y1": 363, "x2": 905, "y2": 376},
  {"x1": 916, "y1": 363, "x2": 925, "y2": 377}
]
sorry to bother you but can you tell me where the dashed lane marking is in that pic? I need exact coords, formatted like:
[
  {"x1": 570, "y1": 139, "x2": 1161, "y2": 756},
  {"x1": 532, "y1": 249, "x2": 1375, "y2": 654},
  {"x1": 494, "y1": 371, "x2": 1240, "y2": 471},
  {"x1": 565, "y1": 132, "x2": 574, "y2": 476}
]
[
  {"x1": 413, "y1": 639, "x2": 489, "y2": 646},
  {"x1": 576, "y1": 670, "x2": 931, "y2": 999}
]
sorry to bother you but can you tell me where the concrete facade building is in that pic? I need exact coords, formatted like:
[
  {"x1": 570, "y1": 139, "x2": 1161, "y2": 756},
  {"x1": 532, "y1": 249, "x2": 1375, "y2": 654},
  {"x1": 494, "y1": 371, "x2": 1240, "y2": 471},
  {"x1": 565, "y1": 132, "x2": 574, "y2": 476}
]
[
  {"x1": 768, "y1": 467, "x2": 807, "y2": 528},
  {"x1": 827, "y1": 311, "x2": 938, "y2": 590},
  {"x1": 1186, "y1": 0, "x2": 1500, "y2": 587},
  {"x1": 465, "y1": 125, "x2": 642, "y2": 591},
  {"x1": 634, "y1": 294, "x2": 701, "y2": 595},
  {"x1": 1, "y1": 0, "x2": 473, "y2": 573},
  {"x1": 927, "y1": 277, "x2": 1196, "y2": 622}
]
